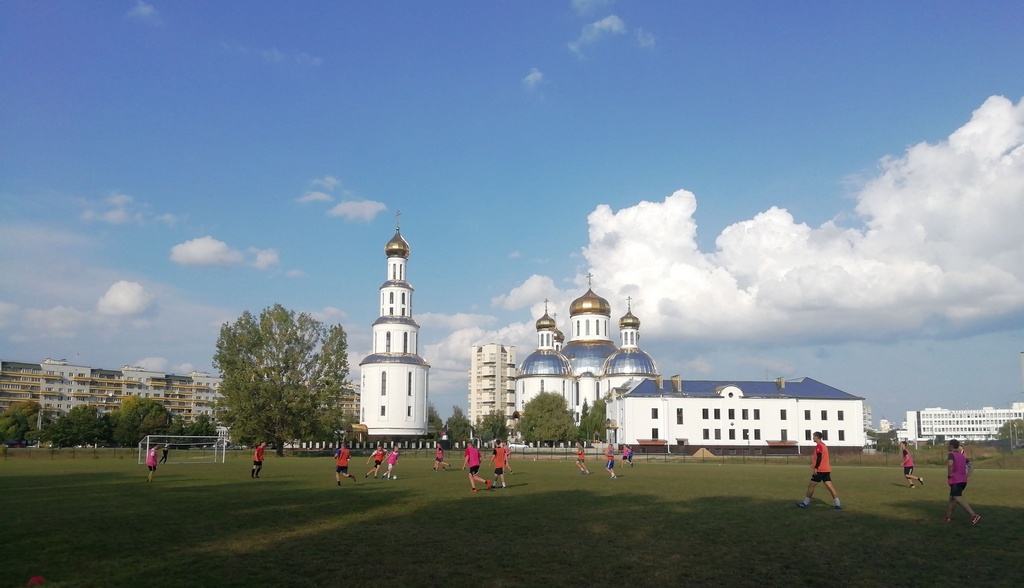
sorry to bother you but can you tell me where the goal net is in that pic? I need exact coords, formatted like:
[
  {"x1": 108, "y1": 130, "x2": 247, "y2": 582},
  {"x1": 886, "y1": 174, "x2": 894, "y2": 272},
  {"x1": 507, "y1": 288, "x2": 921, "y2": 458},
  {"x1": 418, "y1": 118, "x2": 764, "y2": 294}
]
[{"x1": 138, "y1": 435, "x2": 228, "y2": 464}]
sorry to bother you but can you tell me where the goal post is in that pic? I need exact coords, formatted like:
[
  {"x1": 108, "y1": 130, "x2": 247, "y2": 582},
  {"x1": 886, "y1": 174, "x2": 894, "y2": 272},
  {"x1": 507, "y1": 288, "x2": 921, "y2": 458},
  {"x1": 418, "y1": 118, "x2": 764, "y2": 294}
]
[{"x1": 138, "y1": 435, "x2": 228, "y2": 464}]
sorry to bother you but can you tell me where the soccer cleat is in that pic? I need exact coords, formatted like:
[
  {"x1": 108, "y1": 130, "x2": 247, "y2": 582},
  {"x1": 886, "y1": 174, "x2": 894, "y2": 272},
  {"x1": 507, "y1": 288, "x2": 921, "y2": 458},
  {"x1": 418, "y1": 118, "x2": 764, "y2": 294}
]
[
  {"x1": 971, "y1": 515, "x2": 981, "y2": 525},
  {"x1": 486, "y1": 480, "x2": 492, "y2": 489},
  {"x1": 795, "y1": 502, "x2": 807, "y2": 508},
  {"x1": 471, "y1": 488, "x2": 478, "y2": 493},
  {"x1": 910, "y1": 485, "x2": 916, "y2": 489},
  {"x1": 337, "y1": 481, "x2": 341, "y2": 486},
  {"x1": 942, "y1": 516, "x2": 952, "y2": 522},
  {"x1": 919, "y1": 477, "x2": 924, "y2": 486},
  {"x1": 834, "y1": 505, "x2": 843, "y2": 510}
]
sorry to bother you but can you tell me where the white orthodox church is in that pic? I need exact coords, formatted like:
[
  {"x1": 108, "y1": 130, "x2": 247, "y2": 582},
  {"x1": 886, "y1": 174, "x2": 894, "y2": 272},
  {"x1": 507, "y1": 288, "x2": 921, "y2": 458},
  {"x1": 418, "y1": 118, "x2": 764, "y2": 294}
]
[
  {"x1": 358, "y1": 224, "x2": 430, "y2": 437},
  {"x1": 515, "y1": 283, "x2": 867, "y2": 454}
]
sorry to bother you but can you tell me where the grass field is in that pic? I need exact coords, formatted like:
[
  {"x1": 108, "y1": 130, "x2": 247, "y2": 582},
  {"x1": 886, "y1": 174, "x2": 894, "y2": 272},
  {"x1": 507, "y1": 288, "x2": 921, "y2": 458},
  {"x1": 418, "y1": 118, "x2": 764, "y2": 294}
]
[{"x1": 2, "y1": 454, "x2": 1023, "y2": 587}]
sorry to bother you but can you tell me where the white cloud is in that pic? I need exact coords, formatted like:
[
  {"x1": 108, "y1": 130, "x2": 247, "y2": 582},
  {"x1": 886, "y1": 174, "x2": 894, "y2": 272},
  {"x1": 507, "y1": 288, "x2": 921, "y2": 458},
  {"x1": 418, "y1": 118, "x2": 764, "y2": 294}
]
[
  {"x1": 523, "y1": 68, "x2": 544, "y2": 88},
  {"x1": 418, "y1": 312, "x2": 498, "y2": 330},
  {"x1": 311, "y1": 306, "x2": 348, "y2": 324},
  {"x1": 635, "y1": 27, "x2": 656, "y2": 49},
  {"x1": 125, "y1": 0, "x2": 159, "y2": 24},
  {"x1": 170, "y1": 236, "x2": 245, "y2": 266},
  {"x1": 97, "y1": 281, "x2": 154, "y2": 316},
  {"x1": 508, "y1": 251, "x2": 522, "y2": 259},
  {"x1": 569, "y1": 15, "x2": 627, "y2": 57},
  {"x1": 327, "y1": 200, "x2": 387, "y2": 222},
  {"x1": 21, "y1": 306, "x2": 91, "y2": 339},
  {"x1": 80, "y1": 192, "x2": 178, "y2": 226},
  {"x1": 297, "y1": 191, "x2": 333, "y2": 204},
  {"x1": 133, "y1": 357, "x2": 169, "y2": 372},
  {"x1": 312, "y1": 175, "x2": 341, "y2": 190},
  {"x1": 250, "y1": 248, "x2": 279, "y2": 270},
  {"x1": 286, "y1": 269, "x2": 307, "y2": 278},
  {"x1": 491, "y1": 274, "x2": 560, "y2": 311}
]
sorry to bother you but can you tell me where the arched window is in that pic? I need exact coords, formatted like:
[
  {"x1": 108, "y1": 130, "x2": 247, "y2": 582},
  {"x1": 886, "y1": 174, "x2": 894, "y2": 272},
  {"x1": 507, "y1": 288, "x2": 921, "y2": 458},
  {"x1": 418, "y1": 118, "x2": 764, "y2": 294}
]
[
  {"x1": 403, "y1": 332, "x2": 409, "y2": 353},
  {"x1": 389, "y1": 292, "x2": 394, "y2": 303},
  {"x1": 385, "y1": 332, "x2": 391, "y2": 352},
  {"x1": 576, "y1": 320, "x2": 580, "y2": 337},
  {"x1": 585, "y1": 320, "x2": 590, "y2": 336},
  {"x1": 381, "y1": 372, "x2": 387, "y2": 396}
]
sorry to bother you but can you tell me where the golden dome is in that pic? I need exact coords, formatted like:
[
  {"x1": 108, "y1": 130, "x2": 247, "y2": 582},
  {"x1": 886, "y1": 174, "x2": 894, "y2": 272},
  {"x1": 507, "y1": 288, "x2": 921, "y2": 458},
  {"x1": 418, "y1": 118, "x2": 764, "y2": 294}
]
[
  {"x1": 553, "y1": 328, "x2": 565, "y2": 343},
  {"x1": 619, "y1": 310, "x2": 640, "y2": 330},
  {"x1": 384, "y1": 228, "x2": 410, "y2": 258},
  {"x1": 569, "y1": 288, "x2": 611, "y2": 316},
  {"x1": 535, "y1": 312, "x2": 556, "y2": 331}
]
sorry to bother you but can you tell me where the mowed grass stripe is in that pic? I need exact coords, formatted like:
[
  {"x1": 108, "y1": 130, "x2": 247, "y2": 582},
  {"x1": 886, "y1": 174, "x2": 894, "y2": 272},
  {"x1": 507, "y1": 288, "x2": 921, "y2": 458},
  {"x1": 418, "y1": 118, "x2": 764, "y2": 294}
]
[{"x1": 2, "y1": 458, "x2": 1021, "y2": 587}]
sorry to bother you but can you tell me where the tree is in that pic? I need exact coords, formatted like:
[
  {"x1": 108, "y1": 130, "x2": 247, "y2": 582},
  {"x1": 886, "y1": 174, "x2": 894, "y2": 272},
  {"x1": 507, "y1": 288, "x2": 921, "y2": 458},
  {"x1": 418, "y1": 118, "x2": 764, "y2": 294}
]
[
  {"x1": 185, "y1": 414, "x2": 218, "y2": 436},
  {"x1": 997, "y1": 419, "x2": 1024, "y2": 445},
  {"x1": 214, "y1": 304, "x2": 350, "y2": 456},
  {"x1": 111, "y1": 396, "x2": 171, "y2": 447},
  {"x1": 578, "y1": 398, "x2": 607, "y2": 443},
  {"x1": 0, "y1": 401, "x2": 40, "y2": 443},
  {"x1": 427, "y1": 403, "x2": 444, "y2": 440},
  {"x1": 518, "y1": 393, "x2": 576, "y2": 443},
  {"x1": 445, "y1": 406, "x2": 472, "y2": 442},
  {"x1": 44, "y1": 405, "x2": 111, "y2": 447},
  {"x1": 477, "y1": 411, "x2": 508, "y2": 443}
]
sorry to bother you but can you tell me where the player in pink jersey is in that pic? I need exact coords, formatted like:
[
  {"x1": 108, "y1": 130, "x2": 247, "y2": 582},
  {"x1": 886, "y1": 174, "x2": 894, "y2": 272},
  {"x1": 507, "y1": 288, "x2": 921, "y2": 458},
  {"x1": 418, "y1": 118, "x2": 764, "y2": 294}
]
[
  {"x1": 899, "y1": 441, "x2": 924, "y2": 488},
  {"x1": 381, "y1": 447, "x2": 400, "y2": 480},
  {"x1": 944, "y1": 439, "x2": 980, "y2": 525},
  {"x1": 462, "y1": 440, "x2": 491, "y2": 492},
  {"x1": 433, "y1": 444, "x2": 451, "y2": 472},
  {"x1": 145, "y1": 445, "x2": 159, "y2": 482}
]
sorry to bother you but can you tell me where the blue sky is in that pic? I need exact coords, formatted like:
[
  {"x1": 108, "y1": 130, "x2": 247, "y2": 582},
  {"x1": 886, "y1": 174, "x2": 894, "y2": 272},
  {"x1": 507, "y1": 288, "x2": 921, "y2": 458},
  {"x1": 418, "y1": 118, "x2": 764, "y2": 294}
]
[{"x1": 2, "y1": 1, "x2": 1023, "y2": 423}]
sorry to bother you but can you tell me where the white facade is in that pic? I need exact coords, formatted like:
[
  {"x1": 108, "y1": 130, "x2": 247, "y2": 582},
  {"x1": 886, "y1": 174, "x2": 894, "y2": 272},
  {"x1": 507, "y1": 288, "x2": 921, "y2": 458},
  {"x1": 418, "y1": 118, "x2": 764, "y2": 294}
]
[
  {"x1": 904, "y1": 403, "x2": 1024, "y2": 443},
  {"x1": 358, "y1": 226, "x2": 430, "y2": 437},
  {"x1": 467, "y1": 344, "x2": 517, "y2": 425},
  {"x1": 607, "y1": 378, "x2": 866, "y2": 452}
]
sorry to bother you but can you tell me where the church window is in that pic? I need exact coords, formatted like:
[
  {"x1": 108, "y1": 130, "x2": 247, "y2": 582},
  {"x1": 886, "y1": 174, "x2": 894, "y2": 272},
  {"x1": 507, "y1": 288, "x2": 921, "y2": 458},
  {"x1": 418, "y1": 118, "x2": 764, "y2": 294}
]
[
  {"x1": 381, "y1": 373, "x2": 386, "y2": 395},
  {"x1": 389, "y1": 292, "x2": 394, "y2": 303},
  {"x1": 585, "y1": 320, "x2": 590, "y2": 336},
  {"x1": 403, "y1": 333, "x2": 408, "y2": 353},
  {"x1": 402, "y1": 293, "x2": 406, "y2": 303},
  {"x1": 576, "y1": 320, "x2": 580, "y2": 336},
  {"x1": 676, "y1": 408, "x2": 684, "y2": 424},
  {"x1": 407, "y1": 372, "x2": 412, "y2": 395},
  {"x1": 380, "y1": 405, "x2": 386, "y2": 416},
  {"x1": 651, "y1": 408, "x2": 658, "y2": 419},
  {"x1": 385, "y1": 333, "x2": 391, "y2": 352}
]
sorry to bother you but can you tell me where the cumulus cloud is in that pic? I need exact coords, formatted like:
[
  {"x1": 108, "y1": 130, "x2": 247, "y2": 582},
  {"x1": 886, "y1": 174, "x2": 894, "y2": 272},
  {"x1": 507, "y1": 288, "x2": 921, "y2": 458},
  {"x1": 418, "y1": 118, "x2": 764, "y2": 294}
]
[
  {"x1": 133, "y1": 357, "x2": 169, "y2": 372},
  {"x1": 491, "y1": 275, "x2": 563, "y2": 311},
  {"x1": 97, "y1": 281, "x2": 154, "y2": 316},
  {"x1": 20, "y1": 306, "x2": 90, "y2": 339},
  {"x1": 569, "y1": 15, "x2": 627, "y2": 57},
  {"x1": 297, "y1": 191, "x2": 333, "y2": 204},
  {"x1": 523, "y1": 68, "x2": 544, "y2": 88},
  {"x1": 170, "y1": 236, "x2": 245, "y2": 266},
  {"x1": 250, "y1": 248, "x2": 279, "y2": 270},
  {"x1": 125, "y1": 0, "x2": 159, "y2": 24},
  {"x1": 418, "y1": 312, "x2": 498, "y2": 330},
  {"x1": 327, "y1": 200, "x2": 387, "y2": 222},
  {"x1": 312, "y1": 175, "x2": 341, "y2": 190}
]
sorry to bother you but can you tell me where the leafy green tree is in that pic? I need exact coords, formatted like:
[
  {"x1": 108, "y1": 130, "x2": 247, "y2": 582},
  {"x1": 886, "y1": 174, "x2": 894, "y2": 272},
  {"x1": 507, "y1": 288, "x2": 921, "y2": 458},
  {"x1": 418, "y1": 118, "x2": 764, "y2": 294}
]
[
  {"x1": 44, "y1": 405, "x2": 111, "y2": 447},
  {"x1": 185, "y1": 414, "x2": 218, "y2": 436},
  {"x1": 0, "y1": 401, "x2": 40, "y2": 442},
  {"x1": 476, "y1": 411, "x2": 508, "y2": 443},
  {"x1": 214, "y1": 304, "x2": 350, "y2": 456},
  {"x1": 997, "y1": 419, "x2": 1024, "y2": 444},
  {"x1": 518, "y1": 392, "x2": 576, "y2": 443},
  {"x1": 445, "y1": 406, "x2": 472, "y2": 442},
  {"x1": 111, "y1": 396, "x2": 171, "y2": 447},
  {"x1": 427, "y1": 403, "x2": 444, "y2": 440},
  {"x1": 578, "y1": 398, "x2": 607, "y2": 443}
]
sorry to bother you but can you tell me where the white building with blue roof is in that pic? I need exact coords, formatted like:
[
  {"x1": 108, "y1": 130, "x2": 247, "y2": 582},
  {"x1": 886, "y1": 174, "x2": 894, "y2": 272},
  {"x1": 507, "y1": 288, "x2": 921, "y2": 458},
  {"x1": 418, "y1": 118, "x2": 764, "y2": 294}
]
[{"x1": 607, "y1": 376, "x2": 866, "y2": 455}]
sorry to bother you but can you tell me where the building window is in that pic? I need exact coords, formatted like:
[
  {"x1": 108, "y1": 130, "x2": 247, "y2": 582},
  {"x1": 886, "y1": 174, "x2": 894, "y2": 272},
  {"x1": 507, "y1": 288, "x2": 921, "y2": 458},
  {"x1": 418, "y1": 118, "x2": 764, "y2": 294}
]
[
  {"x1": 407, "y1": 406, "x2": 412, "y2": 417},
  {"x1": 703, "y1": 429, "x2": 710, "y2": 440},
  {"x1": 821, "y1": 410, "x2": 828, "y2": 420},
  {"x1": 407, "y1": 372, "x2": 413, "y2": 396},
  {"x1": 714, "y1": 429, "x2": 721, "y2": 440},
  {"x1": 804, "y1": 410, "x2": 811, "y2": 420},
  {"x1": 714, "y1": 408, "x2": 721, "y2": 419},
  {"x1": 838, "y1": 410, "x2": 845, "y2": 421},
  {"x1": 676, "y1": 408, "x2": 683, "y2": 425},
  {"x1": 805, "y1": 430, "x2": 812, "y2": 441},
  {"x1": 389, "y1": 292, "x2": 394, "y2": 303},
  {"x1": 781, "y1": 409, "x2": 787, "y2": 420},
  {"x1": 381, "y1": 373, "x2": 387, "y2": 395},
  {"x1": 380, "y1": 406, "x2": 386, "y2": 417},
  {"x1": 652, "y1": 428, "x2": 659, "y2": 439},
  {"x1": 838, "y1": 430, "x2": 845, "y2": 441},
  {"x1": 742, "y1": 429, "x2": 749, "y2": 440},
  {"x1": 652, "y1": 408, "x2": 658, "y2": 419},
  {"x1": 403, "y1": 333, "x2": 409, "y2": 353},
  {"x1": 821, "y1": 430, "x2": 829, "y2": 441},
  {"x1": 781, "y1": 429, "x2": 788, "y2": 441},
  {"x1": 754, "y1": 409, "x2": 760, "y2": 420},
  {"x1": 728, "y1": 409, "x2": 735, "y2": 420},
  {"x1": 729, "y1": 429, "x2": 736, "y2": 440},
  {"x1": 754, "y1": 429, "x2": 761, "y2": 440},
  {"x1": 385, "y1": 332, "x2": 391, "y2": 352},
  {"x1": 742, "y1": 409, "x2": 748, "y2": 420},
  {"x1": 702, "y1": 408, "x2": 709, "y2": 419}
]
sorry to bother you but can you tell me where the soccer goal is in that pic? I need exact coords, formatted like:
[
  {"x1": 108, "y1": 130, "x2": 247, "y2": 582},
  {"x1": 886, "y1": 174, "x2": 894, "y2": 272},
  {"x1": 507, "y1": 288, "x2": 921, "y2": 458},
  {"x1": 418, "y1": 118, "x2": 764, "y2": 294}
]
[{"x1": 138, "y1": 435, "x2": 229, "y2": 464}]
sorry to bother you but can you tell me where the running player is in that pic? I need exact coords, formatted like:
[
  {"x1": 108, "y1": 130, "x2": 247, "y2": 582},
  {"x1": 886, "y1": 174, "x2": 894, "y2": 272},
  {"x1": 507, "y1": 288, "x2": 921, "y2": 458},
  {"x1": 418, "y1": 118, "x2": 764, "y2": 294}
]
[
  {"x1": 366, "y1": 445, "x2": 386, "y2": 478},
  {"x1": 622, "y1": 444, "x2": 634, "y2": 467},
  {"x1": 944, "y1": 439, "x2": 980, "y2": 525},
  {"x1": 489, "y1": 440, "x2": 508, "y2": 488},
  {"x1": 381, "y1": 447, "x2": 400, "y2": 480},
  {"x1": 605, "y1": 443, "x2": 617, "y2": 479},
  {"x1": 334, "y1": 443, "x2": 357, "y2": 486},
  {"x1": 146, "y1": 445, "x2": 159, "y2": 482},
  {"x1": 796, "y1": 432, "x2": 842, "y2": 510},
  {"x1": 251, "y1": 442, "x2": 266, "y2": 479},
  {"x1": 575, "y1": 442, "x2": 591, "y2": 475},
  {"x1": 462, "y1": 440, "x2": 491, "y2": 492},
  {"x1": 899, "y1": 441, "x2": 924, "y2": 488},
  {"x1": 433, "y1": 444, "x2": 451, "y2": 472}
]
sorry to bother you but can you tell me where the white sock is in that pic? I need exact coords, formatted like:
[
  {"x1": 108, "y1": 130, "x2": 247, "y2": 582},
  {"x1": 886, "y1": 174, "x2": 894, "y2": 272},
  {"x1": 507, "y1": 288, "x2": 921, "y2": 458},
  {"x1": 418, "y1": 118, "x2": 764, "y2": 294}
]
[{"x1": 802, "y1": 497, "x2": 811, "y2": 506}]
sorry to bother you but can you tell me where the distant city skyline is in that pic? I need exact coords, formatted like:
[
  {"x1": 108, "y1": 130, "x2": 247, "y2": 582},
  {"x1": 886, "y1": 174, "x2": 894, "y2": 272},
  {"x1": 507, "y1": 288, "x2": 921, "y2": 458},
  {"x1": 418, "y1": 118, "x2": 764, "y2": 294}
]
[{"x1": 3, "y1": 2, "x2": 1024, "y2": 420}]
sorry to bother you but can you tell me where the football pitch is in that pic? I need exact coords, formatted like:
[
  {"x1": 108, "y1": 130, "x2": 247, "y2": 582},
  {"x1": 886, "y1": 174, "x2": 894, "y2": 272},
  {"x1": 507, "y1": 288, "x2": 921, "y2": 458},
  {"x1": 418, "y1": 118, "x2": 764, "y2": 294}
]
[{"x1": 2, "y1": 455, "x2": 1022, "y2": 587}]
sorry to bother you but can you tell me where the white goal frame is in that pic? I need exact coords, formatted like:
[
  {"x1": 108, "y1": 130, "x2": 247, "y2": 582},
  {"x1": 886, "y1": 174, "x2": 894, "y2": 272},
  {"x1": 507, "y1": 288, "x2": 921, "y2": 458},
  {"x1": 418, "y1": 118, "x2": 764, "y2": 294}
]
[{"x1": 138, "y1": 435, "x2": 229, "y2": 464}]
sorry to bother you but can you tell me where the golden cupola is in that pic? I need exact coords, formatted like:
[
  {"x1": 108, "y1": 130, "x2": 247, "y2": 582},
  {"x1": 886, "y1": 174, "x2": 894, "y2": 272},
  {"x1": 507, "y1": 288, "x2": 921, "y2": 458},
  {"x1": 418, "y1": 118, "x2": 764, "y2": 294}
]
[
  {"x1": 569, "y1": 288, "x2": 611, "y2": 316},
  {"x1": 384, "y1": 228, "x2": 411, "y2": 258}
]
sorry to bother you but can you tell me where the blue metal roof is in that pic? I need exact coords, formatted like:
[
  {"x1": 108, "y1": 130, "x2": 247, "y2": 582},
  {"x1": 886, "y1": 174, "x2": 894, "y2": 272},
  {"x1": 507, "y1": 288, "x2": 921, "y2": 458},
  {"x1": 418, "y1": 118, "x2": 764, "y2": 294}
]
[{"x1": 623, "y1": 377, "x2": 862, "y2": 400}]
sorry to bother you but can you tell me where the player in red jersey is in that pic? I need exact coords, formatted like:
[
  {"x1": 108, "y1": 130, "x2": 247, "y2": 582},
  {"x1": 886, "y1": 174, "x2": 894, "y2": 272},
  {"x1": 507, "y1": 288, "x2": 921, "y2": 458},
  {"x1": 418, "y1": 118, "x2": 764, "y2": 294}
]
[
  {"x1": 365, "y1": 445, "x2": 386, "y2": 478},
  {"x1": 334, "y1": 443, "x2": 357, "y2": 486},
  {"x1": 251, "y1": 442, "x2": 266, "y2": 479},
  {"x1": 796, "y1": 432, "x2": 842, "y2": 510}
]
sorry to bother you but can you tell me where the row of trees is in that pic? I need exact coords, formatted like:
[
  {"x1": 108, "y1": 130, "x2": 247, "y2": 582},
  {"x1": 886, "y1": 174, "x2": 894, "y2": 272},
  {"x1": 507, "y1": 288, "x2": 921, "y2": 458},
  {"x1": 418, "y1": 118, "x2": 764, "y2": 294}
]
[
  {"x1": 433, "y1": 393, "x2": 608, "y2": 444},
  {"x1": 0, "y1": 398, "x2": 216, "y2": 448}
]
